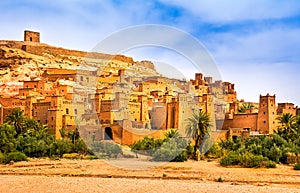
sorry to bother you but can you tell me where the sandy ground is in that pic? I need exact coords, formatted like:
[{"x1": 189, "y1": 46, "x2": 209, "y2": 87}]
[{"x1": 0, "y1": 158, "x2": 300, "y2": 193}]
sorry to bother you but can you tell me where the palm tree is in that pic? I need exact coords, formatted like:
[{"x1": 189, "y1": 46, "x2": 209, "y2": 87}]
[
  {"x1": 5, "y1": 109, "x2": 26, "y2": 135},
  {"x1": 59, "y1": 127, "x2": 67, "y2": 138},
  {"x1": 294, "y1": 115, "x2": 300, "y2": 128},
  {"x1": 276, "y1": 113, "x2": 296, "y2": 134},
  {"x1": 164, "y1": 129, "x2": 180, "y2": 139},
  {"x1": 67, "y1": 128, "x2": 80, "y2": 144},
  {"x1": 186, "y1": 111, "x2": 211, "y2": 159},
  {"x1": 238, "y1": 103, "x2": 254, "y2": 113}
]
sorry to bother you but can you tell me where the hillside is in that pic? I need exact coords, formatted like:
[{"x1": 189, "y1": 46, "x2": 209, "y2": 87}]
[{"x1": 0, "y1": 40, "x2": 159, "y2": 96}]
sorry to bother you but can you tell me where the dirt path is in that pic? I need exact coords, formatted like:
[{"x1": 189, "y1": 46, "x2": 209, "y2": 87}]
[
  {"x1": 1, "y1": 175, "x2": 300, "y2": 193},
  {"x1": 0, "y1": 158, "x2": 300, "y2": 192}
]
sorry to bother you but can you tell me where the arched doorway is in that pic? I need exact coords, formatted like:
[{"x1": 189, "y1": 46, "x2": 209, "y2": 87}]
[{"x1": 104, "y1": 127, "x2": 113, "y2": 140}]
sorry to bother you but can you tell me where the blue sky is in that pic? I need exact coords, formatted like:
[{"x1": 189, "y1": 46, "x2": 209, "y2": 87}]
[{"x1": 0, "y1": 0, "x2": 300, "y2": 105}]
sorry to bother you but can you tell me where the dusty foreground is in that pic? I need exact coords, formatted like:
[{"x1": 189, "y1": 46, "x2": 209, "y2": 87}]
[{"x1": 0, "y1": 158, "x2": 300, "y2": 193}]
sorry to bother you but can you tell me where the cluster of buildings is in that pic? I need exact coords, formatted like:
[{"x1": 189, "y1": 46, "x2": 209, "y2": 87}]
[{"x1": 0, "y1": 31, "x2": 299, "y2": 145}]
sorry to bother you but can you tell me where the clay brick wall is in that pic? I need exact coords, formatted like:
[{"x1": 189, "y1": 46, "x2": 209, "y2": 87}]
[
  {"x1": 121, "y1": 128, "x2": 165, "y2": 145},
  {"x1": 277, "y1": 103, "x2": 296, "y2": 115},
  {"x1": 24, "y1": 30, "x2": 40, "y2": 43},
  {"x1": 258, "y1": 94, "x2": 277, "y2": 134},
  {"x1": 222, "y1": 113, "x2": 258, "y2": 131},
  {"x1": 149, "y1": 103, "x2": 167, "y2": 130},
  {"x1": 32, "y1": 102, "x2": 51, "y2": 125}
]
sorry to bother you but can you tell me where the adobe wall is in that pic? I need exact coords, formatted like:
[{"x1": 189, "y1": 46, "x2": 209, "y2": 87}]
[
  {"x1": 24, "y1": 30, "x2": 40, "y2": 43},
  {"x1": 211, "y1": 130, "x2": 228, "y2": 142},
  {"x1": 222, "y1": 113, "x2": 258, "y2": 131},
  {"x1": 277, "y1": 103, "x2": 296, "y2": 115},
  {"x1": 257, "y1": 94, "x2": 277, "y2": 134},
  {"x1": 121, "y1": 128, "x2": 166, "y2": 145}
]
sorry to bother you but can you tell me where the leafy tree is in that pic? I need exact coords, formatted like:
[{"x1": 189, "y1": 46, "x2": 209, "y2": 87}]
[
  {"x1": 67, "y1": 128, "x2": 80, "y2": 144},
  {"x1": 186, "y1": 111, "x2": 211, "y2": 159},
  {"x1": 0, "y1": 123, "x2": 17, "y2": 153},
  {"x1": 152, "y1": 139, "x2": 188, "y2": 162},
  {"x1": 5, "y1": 109, "x2": 26, "y2": 135}
]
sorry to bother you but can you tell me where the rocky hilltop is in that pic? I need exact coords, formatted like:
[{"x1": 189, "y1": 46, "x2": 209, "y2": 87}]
[{"x1": 0, "y1": 39, "x2": 160, "y2": 96}]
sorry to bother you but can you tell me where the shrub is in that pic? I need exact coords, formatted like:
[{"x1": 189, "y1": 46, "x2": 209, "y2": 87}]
[
  {"x1": 220, "y1": 152, "x2": 273, "y2": 168},
  {"x1": 62, "y1": 153, "x2": 81, "y2": 159},
  {"x1": 18, "y1": 136, "x2": 48, "y2": 157},
  {"x1": 0, "y1": 152, "x2": 6, "y2": 164},
  {"x1": 85, "y1": 155, "x2": 99, "y2": 160},
  {"x1": 53, "y1": 139, "x2": 74, "y2": 157},
  {"x1": 206, "y1": 143, "x2": 223, "y2": 158},
  {"x1": 103, "y1": 142, "x2": 122, "y2": 158},
  {"x1": 266, "y1": 160, "x2": 277, "y2": 168},
  {"x1": 216, "y1": 177, "x2": 224, "y2": 182},
  {"x1": 4, "y1": 151, "x2": 27, "y2": 164},
  {"x1": 220, "y1": 151, "x2": 239, "y2": 166},
  {"x1": 244, "y1": 154, "x2": 268, "y2": 168},
  {"x1": 185, "y1": 145, "x2": 194, "y2": 158},
  {"x1": 294, "y1": 162, "x2": 300, "y2": 170},
  {"x1": 130, "y1": 137, "x2": 163, "y2": 155},
  {"x1": 0, "y1": 124, "x2": 17, "y2": 153},
  {"x1": 74, "y1": 138, "x2": 88, "y2": 154},
  {"x1": 172, "y1": 150, "x2": 188, "y2": 162},
  {"x1": 152, "y1": 139, "x2": 188, "y2": 162}
]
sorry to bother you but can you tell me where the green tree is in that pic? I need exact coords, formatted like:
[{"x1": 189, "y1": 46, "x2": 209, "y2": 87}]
[
  {"x1": 59, "y1": 127, "x2": 67, "y2": 138},
  {"x1": 238, "y1": 103, "x2": 254, "y2": 113},
  {"x1": 0, "y1": 123, "x2": 17, "y2": 153},
  {"x1": 5, "y1": 109, "x2": 26, "y2": 135},
  {"x1": 186, "y1": 111, "x2": 211, "y2": 159},
  {"x1": 164, "y1": 129, "x2": 180, "y2": 139},
  {"x1": 67, "y1": 128, "x2": 80, "y2": 144},
  {"x1": 17, "y1": 121, "x2": 54, "y2": 157},
  {"x1": 276, "y1": 113, "x2": 298, "y2": 140},
  {"x1": 294, "y1": 115, "x2": 300, "y2": 130}
]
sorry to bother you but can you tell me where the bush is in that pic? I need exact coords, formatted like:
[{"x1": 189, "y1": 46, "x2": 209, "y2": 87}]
[
  {"x1": 130, "y1": 137, "x2": 163, "y2": 155},
  {"x1": 85, "y1": 155, "x2": 99, "y2": 160},
  {"x1": 104, "y1": 142, "x2": 122, "y2": 158},
  {"x1": 62, "y1": 153, "x2": 81, "y2": 159},
  {"x1": 74, "y1": 139, "x2": 88, "y2": 154},
  {"x1": 294, "y1": 162, "x2": 300, "y2": 170},
  {"x1": 185, "y1": 145, "x2": 194, "y2": 158},
  {"x1": 220, "y1": 152, "x2": 273, "y2": 168},
  {"x1": 152, "y1": 138, "x2": 189, "y2": 162},
  {"x1": 4, "y1": 152, "x2": 27, "y2": 164},
  {"x1": 216, "y1": 177, "x2": 224, "y2": 182},
  {"x1": 153, "y1": 147, "x2": 186, "y2": 162},
  {"x1": 0, "y1": 124, "x2": 17, "y2": 153},
  {"x1": 0, "y1": 152, "x2": 6, "y2": 164},
  {"x1": 206, "y1": 143, "x2": 223, "y2": 158},
  {"x1": 220, "y1": 151, "x2": 239, "y2": 166},
  {"x1": 266, "y1": 160, "x2": 277, "y2": 168},
  {"x1": 51, "y1": 139, "x2": 74, "y2": 157},
  {"x1": 243, "y1": 154, "x2": 268, "y2": 168},
  {"x1": 18, "y1": 136, "x2": 48, "y2": 157}
]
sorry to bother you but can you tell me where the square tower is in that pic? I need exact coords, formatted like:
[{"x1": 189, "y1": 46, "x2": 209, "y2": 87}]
[
  {"x1": 257, "y1": 94, "x2": 277, "y2": 134},
  {"x1": 24, "y1": 30, "x2": 40, "y2": 43}
]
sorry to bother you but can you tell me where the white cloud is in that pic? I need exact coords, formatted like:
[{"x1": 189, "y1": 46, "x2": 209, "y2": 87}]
[
  {"x1": 207, "y1": 27, "x2": 300, "y2": 104},
  {"x1": 206, "y1": 27, "x2": 300, "y2": 65},
  {"x1": 0, "y1": 0, "x2": 299, "y2": 105}
]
